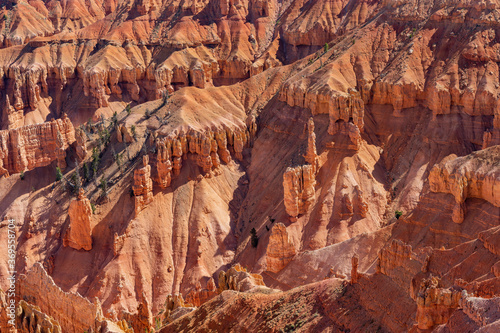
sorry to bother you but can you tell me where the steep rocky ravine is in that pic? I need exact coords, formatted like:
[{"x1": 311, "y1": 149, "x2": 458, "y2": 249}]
[{"x1": 1, "y1": 0, "x2": 500, "y2": 332}]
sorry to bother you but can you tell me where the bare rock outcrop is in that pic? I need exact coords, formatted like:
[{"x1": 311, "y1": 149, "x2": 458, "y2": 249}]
[
  {"x1": 17, "y1": 300, "x2": 62, "y2": 333},
  {"x1": 266, "y1": 223, "x2": 297, "y2": 273},
  {"x1": 152, "y1": 123, "x2": 255, "y2": 187},
  {"x1": 414, "y1": 276, "x2": 461, "y2": 330},
  {"x1": 63, "y1": 189, "x2": 93, "y2": 251},
  {"x1": 163, "y1": 294, "x2": 195, "y2": 324},
  {"x1": 283, "y1": 164, "x2": 316, "y2": 219},
  {"x1": 133, "y1": 155, "x2": 153, "y2": 217},
  {"x1": 185, "y1": 278, "x2": 218, "y2": 307},
  {"x1": 350, "y1": 255, "x2": 359, "y2": 284},
  {"x1": 0, "y1": 116, "x2": 76, "y2": 176},
  {"x1": 154, "y1": 139, "x2": 172, "y2": 188},
  {"x1": 377, "y1": 239, "x2": 411, "y2": 273},
  {"x1": 218, "y1": 264, "x2": 266, "y2": 293},
  {"x1": 18, "y1": 263, "x2": 106, "y2": 333},
  {"x1": 303, "y1": 118, "x2": 318, "y2": 173},
  {"x1": 429, "y1": 146, "x2": 500, "y2": 223}
]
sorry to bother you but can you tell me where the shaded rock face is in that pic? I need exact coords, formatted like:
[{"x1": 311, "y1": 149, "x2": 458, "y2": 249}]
[
  {"x1": 63, "y1": 189, "x2": 93, "y2": 251},
  {"x1": 133, "y1": 155, "x2": 154, "y2": 217},
  {"x1": 0, "y1": 116, "x2": 76, "y2": 176},
  {"x1": 266, "y1": 223, "x2": 296, "y2": 273},
  {"x1": 429, "y1": 146, "x2": 500, "y2": 223},
  {"x1": 17, "y1": 263, "x2": 105, "y2": 333}
]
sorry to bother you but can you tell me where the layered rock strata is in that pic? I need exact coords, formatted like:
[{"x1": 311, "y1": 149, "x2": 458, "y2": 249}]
[
  {"x1": 185, "y1": 278, "x2": 218, "y2": 307},
  {"x1": 429, "y1": 146, "x2": 500, "y2": 223},
  {"x1": 17, "y1": 300, "x2": 62, "y2": 333},
  {"x1": 218, "y1": 264, "x2": 266, "y2": 293},
  {"x1": 63, "y1": 189, "x2": 93, "y2": 251},
  {"x1": 266, "y1": 223, "x2": 297, "y2": 273},
  {"x1": 132, "y1": 155, "x2": 153, "y2": 217},
  {"x1": 18, "y1": 263, "x2": 106, "y2": 333},
  {"x1": 414, "y1": 276, "x2": 462, "y2": 330},
  {"x1": 283, "y1": 164, "x2": 316, "y2": 218},
  {"x1": 0, "y1": 115, "x2": 76, "y2": 176},
  {"x1": 153, "y1": 122, "x2": 255, "y2": 187}
]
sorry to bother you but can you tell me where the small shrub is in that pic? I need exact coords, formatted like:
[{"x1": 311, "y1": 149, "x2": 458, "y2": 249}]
[
  {"x1": 55, "y1": 167, "x2": 63, "y2": 181},
  {"x1": 155, "y1": 317, "x2": 161, "y2": 330},
  {"x1": 145, "y1": 109, "x2": 152, "y2": 119},
  {"x1": 83, "y1": 163, "x2": 90, "y2": 181},
  {"x1": 324, "y1": 42, "x2": 329, "y2": 53},
  {"x1": 70, "y1": 169, "x2": 81, "y2": 194},
  {"x1": 91, "y1": 203, "x2": 96, "y2": 214},
  {"x1": 131, "y1": 125, "x2": 136, "y2": 139},
  {"x1": 91, "y1": 148, "x2": 100, "y2": 179},
  {"x1": 100, "y1": 177, "x2": 108, "y2": 196},
  {"x1": 126, "y1": 104, "x2": 131, "y2": 115},
  {"x1": 395, "y1": 210, "x2": 403, "y2": 219},
  {"x1": 250, "y1": 228, "x2": 259, "y2": 248},
  {"x1": 111, "y1": 111, "x2": 118, "y2": 127},
  {"x1": 19, "y1": 170, "x2": 25, "y2": 180}
]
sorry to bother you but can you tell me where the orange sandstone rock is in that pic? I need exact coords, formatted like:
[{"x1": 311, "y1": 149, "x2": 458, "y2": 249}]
[
  {"x1": 63, "y1": 189, "x2": 93, "y2": 251},
  {"x1": 283, "y1": 164, "x2": 316, "y2": 218},
  {"x1": 133, "y1": 155, "x2": 154, "y2": 217},
  {"x1": 0, "y1": 117, "x2": 76, "y2": 175},
  {"x1": 429, "y1": 146, "x2": 500, "y2": 223},
  {"x1": 266, "y1": 223, "x2": 296, "y2": 273}
]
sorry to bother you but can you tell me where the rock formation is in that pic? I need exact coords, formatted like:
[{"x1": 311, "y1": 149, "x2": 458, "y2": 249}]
[
  {"x1": 351, "y1": 255, "x2": 359, "y2": 284},
  {"x1": 218, "y1": 264, "x2": 266, "y2": 293},
  {"x1": 185, "y1": 278, "x2": 218, "y2": 307},
  {"x1": 0, "y1": 116, "x2": 76, "y2": 176},
  {"x1": 64, "y1": 189, "x2": 93, "y2": 251},
  {"x1": 429, "y1": 147, "x2": 500, "y2": 223},
  {"x1": 2, "y1": 1, "x2": 500, "y2": 332},
  {"x1": 18, "y1": 263, "x2": 105, "y2": 333},
  {"x1": 17, "y1": 300, "x2": 62, "y2": 333},
  {"x1": 283, "y1": 164, "x2": 316, "y2": 219},
  {"x1": 163, "y1": 294, "x2": 195, "y2": 324},
  {"x1": 133, "y1": 155, "x2": 154, "y2": 217},
  {"x1": 303, "y1": 118, "x2": 318, "y2": 173},
  {"x1": 414, "y1": 276, "x2": 461, "y2": 330},
  {"x1": 266, "y1": 223, "x2": 296, "y2": 273},
  {"x1": 155, "y1": 139, "x2": 172, "y2": 188}
]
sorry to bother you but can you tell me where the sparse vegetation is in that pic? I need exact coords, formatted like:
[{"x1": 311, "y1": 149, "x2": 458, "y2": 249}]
[
  {"x1": 70, "y1": 168, "x2": 81, "y2": 195},
  {"x1": 100, "y1": 177, "x2": 108, "y2": 197},
  {"x1": 131, "y1": 125, "x2": 136, "y2": 139},
  {"x1": 90, "y1": 203, "x2": 96, "y2": 214},
  {"x1": 324, "y1": 42, "x2": 329, "y2": 53},
  {"x1": 55, "y1": 166, "x2": 63, "y2": 181},
  {"x1": 83, "y1": 163, "x2": 90, "y2": 182},
  {"x1": 409, "y1": 27, "x2": 417, "y2": 39},
  {"x1": 158, "y1": 90, "x2": 170, "y2": 109},
  {"x1": 19, "y1": 170, "x2": 25, "y2": 180},
  {"x1": 111, "y1": 111, "x2": 118, "y2": 126},
  {"x1": 251, "y1": 228, "x2": 259, "y2": 248},
  {"x1": 126, "y1": 104, "x2": 132, "y2": 115},
  {"x1": 395, "y1": 210, "x2": 403, "y2": 219},
  {"x1": 155, "y1": 317, "x2": 161, "y2": 330},
  {"x1": 145, "y1": 109, "x2": 152, "y2": 119},
  {"x1": 91, "y1": 148, "x2": 100, "y2": 179}
]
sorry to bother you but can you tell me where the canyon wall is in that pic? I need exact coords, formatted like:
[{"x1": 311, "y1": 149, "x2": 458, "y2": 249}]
[{"x1": 0, "y1": 115, "x2": 77, "y2": 176}]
